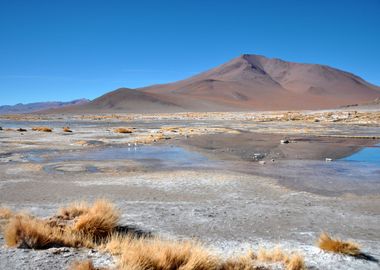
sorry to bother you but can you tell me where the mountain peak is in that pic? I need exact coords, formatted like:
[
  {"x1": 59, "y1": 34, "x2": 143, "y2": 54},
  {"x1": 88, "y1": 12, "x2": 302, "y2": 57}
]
[{"x1": 50, "y1": 55, "x2": 380, "y2": 113}]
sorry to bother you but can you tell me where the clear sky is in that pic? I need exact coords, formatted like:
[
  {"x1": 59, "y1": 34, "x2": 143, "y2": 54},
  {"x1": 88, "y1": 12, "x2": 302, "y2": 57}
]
[{"x1": 0, "y1": 0, "x2": 379, "y2": 105}]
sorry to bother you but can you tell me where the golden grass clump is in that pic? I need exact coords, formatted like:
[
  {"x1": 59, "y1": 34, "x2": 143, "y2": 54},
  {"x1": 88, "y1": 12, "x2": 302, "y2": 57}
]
[
  {"x1": 32, "y1": 126, "x2": 53, "y2": 132},
  {"x1": 103, "y1": 235, "x2": 279, "y2": 270},
  {"x1": 114, "y1": 128, "x2": 133, "y2": 134},
  {"x1": 72, "y1": 200, "x2": 119, "y2": 240},
  {"x1": 257, "y1": 246, "x2": 287, "y2": 263},
  {"x1": 70, "y1": 260, "x2": 110, "y2": 270},
  {"x1": 0, "y1": 207, "x2": 13, "y2": 219},
  {"x1": 317, "y1": 232, "x2": 360, "y2": 256},
  {"x1": 285, "y1": 254, "x2": 306, "y2": 270},
  {"x1": 2, "y1": 199, "x2": 118, "y2": 249},
  {"x1": 0, "y1": 207, "x2": 14, "y2": 231},
  {"x1": 101, "y1": 233, "x2": 125, "y2": 255},
  {"x1": 58, "y1": 201, "x2": 90, "y2": 220},
  {"x1": 220, "y1": 251, "x2": 266, "y2": 270},
  {"x1": 117, "y1": 236, "x2": 219, "y2": 270},
  {"x1": 71, "y1": 260, "x2": 96, "y2": 270},
  {"x1": 257, "y1": 247, "x2": 306, "y2": 270},
  {"x1": 220, "y1": 258, "x2": 255, "y2": 270},
  {"x1": 63, "y1": 126, "x2": 73, "y2": 132},
  {"x1": 3, "y1": 214, "x2": 93, "y2": 249}
]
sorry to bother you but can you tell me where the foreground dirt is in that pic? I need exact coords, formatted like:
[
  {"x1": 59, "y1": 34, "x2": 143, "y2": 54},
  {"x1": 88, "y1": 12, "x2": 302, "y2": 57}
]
[{"x1": 0, "y1": 111, "x2": 380, "y2": 269}]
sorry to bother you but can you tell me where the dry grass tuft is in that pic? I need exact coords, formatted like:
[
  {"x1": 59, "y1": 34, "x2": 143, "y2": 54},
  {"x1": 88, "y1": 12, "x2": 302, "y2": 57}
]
[
  {"x1": 117, "y1": 236, "x2": 219, "y2": 270},
  {"x1": 4, "y1": 214, "x2": 93, "y2": 249},
  {"x1": 104, "y1": 236, "x2": 277, "y2": 270},
  {"x1": 257, "y1": 247, "x2": 306, "y2": 270},
  {"x1": 0, "y1": 207, "x2": 13, "y2": 219},
  {"x1": 32, "y1": 126, "x2": 53, "y2": 132},
  {"x1": 101, "y1": 233, "x2": 125, "y2": 255},
  {"x1": 220, "y1": 258, "x2": 254, "y2": 270},
  {"x1": 63, "y1": 126, "x2": 73, "y2": 132},
  {"x1": 257, "y1": 246, "x2": 287, "y2": 263},
  {"x1": 220, "y1": 251, "x2": 267, "y2": 270},
  {"x1": 2, "y1": 199, "x2": 118, "y2": 249},
  {"x1": 114, "y1": 128, "x2": 133, "y2": 134},
  {"x1": 72, "y1": 200, "x2": 119, "y2": 240},
  {"x1": 0, "y1": 207, "x2": 14, "y2": 231},
  {"x1": 317, "y1": 232, "x2": 360, "y2": 256},
  {"x1": 71, "y1": 260, "x2": 96, "y2": 270},
  {"x1": 70, "y1": 260, "x2": 110, "y2": 270},
  {"x1": 285, "y1": 253, "x2": 306, "y2": 270},
  {"x1": 104, "y1": 235, "x2": 219, "y2": 269},
  {"x1": 58, "y1": 201, "x2": 90, "y2": 220}
]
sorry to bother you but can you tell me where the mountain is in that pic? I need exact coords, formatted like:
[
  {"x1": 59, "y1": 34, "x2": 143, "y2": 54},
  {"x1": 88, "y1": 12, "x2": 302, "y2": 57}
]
[
  {"x1": 67, "y1": 88, "x2": 182, "y2": 113},
  {"x1": 0, "y1": 99, "x2": 89, "y2": 114},
  {"x1": 46, "y1": 54, "x2": 380, "y2": 113}
]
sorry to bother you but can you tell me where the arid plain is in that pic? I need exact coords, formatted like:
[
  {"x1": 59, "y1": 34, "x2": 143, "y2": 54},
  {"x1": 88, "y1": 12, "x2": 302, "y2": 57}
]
[{"x1": 0, "y1": 109, "x2": 379, "y2": 270}]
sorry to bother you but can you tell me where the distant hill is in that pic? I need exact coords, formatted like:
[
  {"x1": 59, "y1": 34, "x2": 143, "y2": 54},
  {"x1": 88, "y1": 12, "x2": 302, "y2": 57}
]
[
  {"x1": 0, "y1": 99, "x2": 89, "y2": 114},
  {"x1": 45, "y1": 54, "x2": 380, "y2": 113}
]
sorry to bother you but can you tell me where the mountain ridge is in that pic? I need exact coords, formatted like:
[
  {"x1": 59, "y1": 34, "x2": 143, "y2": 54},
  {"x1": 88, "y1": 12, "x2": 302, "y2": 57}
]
[
  {"x1": 39, "y1": 54, "x2": 380, "y2": 113},
  {"x1": 0, "y1": 99, "x2": 89, "y2": 114}
]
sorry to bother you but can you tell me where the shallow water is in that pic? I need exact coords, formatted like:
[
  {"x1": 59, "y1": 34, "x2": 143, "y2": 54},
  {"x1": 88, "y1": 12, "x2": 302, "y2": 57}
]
[
  {"x1": 18, "y1": 142, "x2": 380, "y2": 195},
  {"x1": 29, "y1": 145, "x2": 214, "y2": 169},
  {"x1": 341, "y1": 144, "x2": 380, "y2": 163}
]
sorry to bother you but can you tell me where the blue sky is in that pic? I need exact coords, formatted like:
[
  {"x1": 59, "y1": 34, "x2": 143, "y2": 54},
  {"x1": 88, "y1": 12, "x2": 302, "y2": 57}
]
[{"x1": 0, "y1": 0, "x2": 379, "y2": 105}]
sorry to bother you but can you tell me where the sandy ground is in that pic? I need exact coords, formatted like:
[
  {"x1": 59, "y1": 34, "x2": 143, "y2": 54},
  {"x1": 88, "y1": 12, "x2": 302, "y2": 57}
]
[{"x1": 0, "y1": 111, "x2": 380, "y2": 269}]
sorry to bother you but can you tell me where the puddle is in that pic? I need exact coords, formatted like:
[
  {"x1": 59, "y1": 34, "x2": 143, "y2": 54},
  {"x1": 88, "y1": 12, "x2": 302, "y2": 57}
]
[
  {"x1": 340, "y1": 144, "x2": 380, "y2": 163},
  {"x1": 43, "y1": 164, "x2": 101, "y2": 174}
]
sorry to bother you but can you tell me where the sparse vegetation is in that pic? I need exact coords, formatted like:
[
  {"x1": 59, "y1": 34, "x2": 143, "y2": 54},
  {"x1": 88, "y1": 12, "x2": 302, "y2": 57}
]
[
  {"x1": 0, "y1": 207, "x2": 14, "y2": 231},
  {"x1": 4, "y1": 214, "x2": 93, "y2": 249},
  {"x1": 219, "y1": 251, "x2": 262, "y2": 270},
  {"x1": 2, "y1": 200, "x2": 119, "y2": 249},
  {"x1": 32, "y1": 126, "x2": 53, "y2": 132},
  {"x1": 0, "y1": 200, "x2": 308, "y2": 270},
  {"x1": 317, "y1": 232, "x2": 361, "y2": 256},
  {"x1": 256, "y1": 247, "x2": 306, "y2": 270},
  {"x1": 71, "y1": 260, "x2": 105, "y2": 270},
  {"x1": 0, "y1": 207, "x2": 13, "y2": 219},
  {"x1": 63, "y1": 126, "x2": 73, "y2": 132},
  {"x1": 114, "y1": 128, "x2": 133, "y2": 134},
  {"x1": 285, "y1": 254, "x2": 306, "y2": 270},
  {"x1": 58, "y1": 201, "x2": 90, "y2": 220},
  {"x1": 117, "y1": 237, "x2": 218, "y2": 270},
  {"x1": 102, "y1": 235, "x2": 305, "y2": 270},
  {"x1": 72, "y1": 199, "x2": 119, "y2": 240}
]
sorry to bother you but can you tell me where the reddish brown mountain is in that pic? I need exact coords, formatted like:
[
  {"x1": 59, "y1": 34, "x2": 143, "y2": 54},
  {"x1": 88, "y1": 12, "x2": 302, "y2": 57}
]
[{"x1": 51, "y1": 54, "x2": 380, "y2": 113}]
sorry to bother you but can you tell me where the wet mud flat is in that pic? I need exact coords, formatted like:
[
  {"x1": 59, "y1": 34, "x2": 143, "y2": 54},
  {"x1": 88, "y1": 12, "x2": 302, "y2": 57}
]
[{"x1": 1, "y1": 113, "x2": 380, "y2": 269}]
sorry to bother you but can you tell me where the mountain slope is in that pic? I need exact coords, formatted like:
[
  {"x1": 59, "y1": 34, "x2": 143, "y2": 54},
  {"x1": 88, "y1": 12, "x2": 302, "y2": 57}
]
[
  {"x1": 48, "y1": 88, "x2": 183, "y2": 113},
  {"x1": 53, "y1": 54, "x2": 380, "y2": 113},
  {"x1": 139, "y1": 54, "x2": 380, "y2": 110}
]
